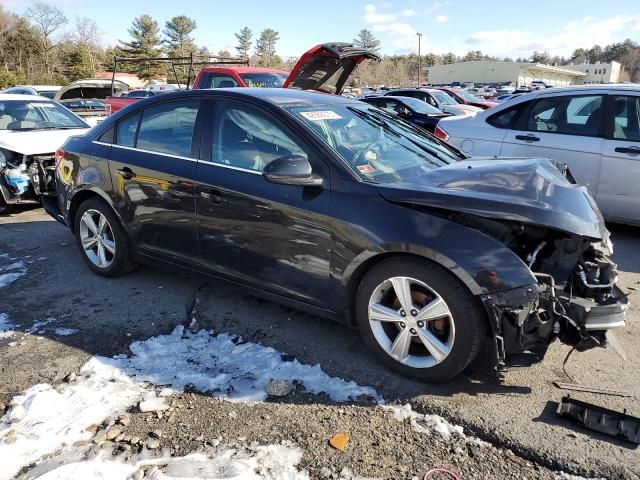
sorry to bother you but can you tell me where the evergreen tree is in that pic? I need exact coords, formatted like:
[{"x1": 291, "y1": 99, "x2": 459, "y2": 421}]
[
  {"x1": 255, "y1": 28, "x2": 281, "y2": 68},
  {"x1": 353, "y1": 29, "x2": 380, "y2": 53},
  {"x1": 119, "y1": 15, "x2": 164, "y2": 81},
  {"x1": 234, "y1": 26, "x2": 252, "y2": 60},
  {"x1": 163, "y1": 15, "x2": 197, "y2": 58}
]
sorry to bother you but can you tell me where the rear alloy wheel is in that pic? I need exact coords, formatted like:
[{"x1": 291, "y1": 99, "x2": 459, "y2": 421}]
[
  {"x1": 356, "y1": 258, "x2": 484, "y2": 381},
  {"x1": 74, "y1": 197, "x2": 135, "y2": 277}
]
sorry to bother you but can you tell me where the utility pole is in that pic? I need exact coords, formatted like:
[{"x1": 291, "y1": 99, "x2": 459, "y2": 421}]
[{"x1": 417, "y1": 32, "x2": 422, "y2": 86}]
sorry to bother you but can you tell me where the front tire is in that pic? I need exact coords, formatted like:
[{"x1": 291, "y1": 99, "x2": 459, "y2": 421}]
[
  {"x1": 355, "y1": 257, "x2": 485, "y2": 382},
  {"x1": 74, "y1": 197, "x2": 135, "y2": 277}
]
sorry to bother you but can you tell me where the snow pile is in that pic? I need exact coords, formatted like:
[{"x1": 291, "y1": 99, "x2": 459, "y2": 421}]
[
  {"x1": 29, "y1": 445, "x2": 308, "y2": 480},
  {"x1": 0, "y1": 325, "x2": 379, "y2": 479},
  {"x1": 0, "y1": 358, "x2": 143, "y2": 480},
  {"x1": 0, "y1": 256, "x2": 26, "y2": 289},
  {"x1": 53, "y1": 327, "x2": 79, "y2": 336},
  {"x1": 386, "y1": 403, "x2": 464, "y2": 439},
  {"x1": 0, "y1": 313, "x2": 17, "y2": 339},
  {"x1": 115, "y1": 325, "x2": 380, "y2": 403}
]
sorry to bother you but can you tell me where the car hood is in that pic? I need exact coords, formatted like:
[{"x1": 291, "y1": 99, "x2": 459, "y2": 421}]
[
  {"x1": 284, "y1": 43, "x2": 380, "y2": 95},
  {"x1": 0, "y1": 129, "x2": 90, "y2": 155},
  {"x1": 377, "y1": 157, "x2": 607, "y2": 239}
]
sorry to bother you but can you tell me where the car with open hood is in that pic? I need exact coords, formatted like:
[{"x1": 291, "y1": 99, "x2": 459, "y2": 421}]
[
  {"x1": 43, "y1": 86, "x2": 626, "y2": 381},
  {"x1": 0, "y1": 94, "x2": 90, "y2": 213},
  {"x1": 54, "y1": 78, "x2": 128, "y2": 127}
]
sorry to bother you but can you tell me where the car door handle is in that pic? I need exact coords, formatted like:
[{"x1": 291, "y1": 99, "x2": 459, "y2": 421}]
[
  {"x1": 515, "y1": 134, "x2": 540, "y2": 142},
  {"x1": 116, "y1": 167, "x2": 136, "y2": 180},
  {"x1": 614, "y1": 146, "x2": 640, "y2": 155},
  {"x1": 200, "y1": 189, "x2": 224, "y2": 205}
]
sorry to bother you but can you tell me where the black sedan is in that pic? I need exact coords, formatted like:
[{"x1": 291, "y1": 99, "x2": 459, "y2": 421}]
[
  {"x1": 43, "y1": 88, "x2": 626, "y2": 381},
  {"x1": 360, "y1": 95, "x2": 451, "y2": 133}
]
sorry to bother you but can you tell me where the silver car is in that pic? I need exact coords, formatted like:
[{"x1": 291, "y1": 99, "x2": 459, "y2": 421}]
[{"x1": 435, "y1": 84, "x2": 640, "y2": 225}]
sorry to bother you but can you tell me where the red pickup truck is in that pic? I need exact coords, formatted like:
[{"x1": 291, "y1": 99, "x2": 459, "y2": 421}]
[{"x1": 105, "y1": 43, "x2": 379, "y2": 114}]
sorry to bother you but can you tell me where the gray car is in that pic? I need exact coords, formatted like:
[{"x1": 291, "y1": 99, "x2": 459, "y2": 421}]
[{"x1": 436, "y1": 84, "x2": 640, "y2": 225}]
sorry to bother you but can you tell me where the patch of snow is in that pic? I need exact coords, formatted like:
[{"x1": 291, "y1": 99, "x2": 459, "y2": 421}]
[
  {"x1": 559, "y1": 474, "x2": 607, "y2": 480},
  {"x1": 0, "y1": 358, "x2": 142, "y2": 480},
  {"x1": 0, "y1": 255, "x2": 26, "y2": 289},
  {"x1": 116, "y1": 325, "x2": 380, "y2": 403},
  {"x1": 53, "y1": 328, "x2": 79, "y2": 336},
  {"x1": 28, "y1": 445, "x2": 308, "y2": 480},
  {"x1": 0, "y1": 313, "x2": 17, "y2": 339},
  {"x1": 0, "y1": 271, "x2": 25, "y2": 289},
  {"x1": 386, "y1": 403, "x2": 464, "y2": 439},
  {"x1": 138, "y1": 392, "x2": 169, "y2": 413},
  {"x1": 26, "y1": 317, "x2": 58, "y2": 334}
]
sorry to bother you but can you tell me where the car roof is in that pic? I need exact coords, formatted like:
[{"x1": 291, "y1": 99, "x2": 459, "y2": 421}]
[
  {"x1": 0, "y1": 93, "x2": 50, "y2": 101},
  {"x1": 199, "y1": 66, "x2": 289, "y2": 74}
]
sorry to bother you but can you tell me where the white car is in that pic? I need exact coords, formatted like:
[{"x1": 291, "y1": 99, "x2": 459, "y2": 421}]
[
  {"x1": 434, "y1": 84, "x2": 640, "y2": 225},
  {"x1": 0, "y1": 94, "x2": 90, "y2": 213},
  {"x1": 384, "y1": 88, "x2": 482, "y2": 116}
]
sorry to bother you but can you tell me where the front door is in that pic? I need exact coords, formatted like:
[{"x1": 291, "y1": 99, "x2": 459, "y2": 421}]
[
  {"x1": 499, "y1": 93, "x2": 605, "y2": 197},
  {"x1": 599, "y1": 94, "x2": 640, "y2": 223},
  {"x1": 195, "y1": 99, "x2": 333, "y2": 305},
  {"x1": 108, "y1": 99, "x2": 202, "y2": 264}
]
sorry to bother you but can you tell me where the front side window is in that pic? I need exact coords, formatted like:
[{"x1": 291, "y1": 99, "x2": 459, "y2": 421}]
[
  {"x1": 136, "y1": 100, "x2": 200, "y2": 157},
  {"x1": 0, "y1": 100, "x2": 87, "y2": 131},
  {"x1": 288, "y1": 104, "x2": 460, "y2": 184},
  {"x1": 116, "y1": 112, "x2": 140, "y2": 147},
  {"x1": 213, "y1": 103, "x2": 307, "y2": 172},
  {"x1": 612, "y1": 96, "x2": 640, "y2": 141},
  {"x1": 527, "y1": 95, "x2": 603, "y2": 136}
]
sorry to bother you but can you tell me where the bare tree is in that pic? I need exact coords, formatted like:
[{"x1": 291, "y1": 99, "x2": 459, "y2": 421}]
[
  {"x1": 25, "y1": 2, "x2": 67, "y2": 78},
  {"x1": 75, "y1": 16, "x2": 102, "y2": 76}
]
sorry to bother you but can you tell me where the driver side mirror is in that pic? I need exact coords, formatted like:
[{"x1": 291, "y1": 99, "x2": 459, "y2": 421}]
[{"x1": 263, "y1": 155, "x2": 323, "y2": 187}]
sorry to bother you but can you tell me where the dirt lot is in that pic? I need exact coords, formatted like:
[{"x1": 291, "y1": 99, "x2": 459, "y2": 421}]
[{"x1": 1, "y1": 206, "x2": 638, "y2": 479}]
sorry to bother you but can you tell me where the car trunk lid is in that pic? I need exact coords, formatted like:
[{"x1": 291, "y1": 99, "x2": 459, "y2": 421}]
[{"x1": 283, "y1": 43, "x2": 380, "y2": 95}]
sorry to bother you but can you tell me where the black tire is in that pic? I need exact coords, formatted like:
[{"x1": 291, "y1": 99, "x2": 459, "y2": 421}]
[
  {"x1": 73, "y1": 197, "x2": 136, "y2": 277},
  {"x1": 0, "y1": 195, "x2": 10, "y2": 215},
  {"x1": 355, "y1": 257, "x2": 485, "y2": 382}
]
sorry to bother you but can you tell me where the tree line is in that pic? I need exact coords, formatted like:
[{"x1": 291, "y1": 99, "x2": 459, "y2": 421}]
[{"x1": 1, "y1": 4, "x2": 639, "y2": 89}]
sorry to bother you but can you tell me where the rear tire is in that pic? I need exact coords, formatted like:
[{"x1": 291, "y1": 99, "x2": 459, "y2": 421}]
[
  {"x1": 0, "y1": 196, "x2": 10, "y2": 215},
  {"x1": 74, "y1": 197, "x2": 136, "y2": 277},
  {"x1": 355, "y1": 257, "x2": 485, "y2": 382}
]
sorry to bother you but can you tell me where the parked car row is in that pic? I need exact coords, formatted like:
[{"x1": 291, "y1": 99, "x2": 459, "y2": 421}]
[{"x1": 1, "y1": 43, "x2": 631, "y2": 384}]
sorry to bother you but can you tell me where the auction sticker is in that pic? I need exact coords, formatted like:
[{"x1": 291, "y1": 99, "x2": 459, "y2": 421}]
[
  {"x1": 299, "y1": 110, "x2": 343, "y2": 121},
  {"x1": 357, "y1": 164, "x2": 376, "y2": 174}
]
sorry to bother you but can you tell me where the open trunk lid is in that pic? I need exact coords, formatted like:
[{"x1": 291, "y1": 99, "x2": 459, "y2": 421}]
[{"x1": 283, "y1": 43, "x2": 380, "y2": 95}]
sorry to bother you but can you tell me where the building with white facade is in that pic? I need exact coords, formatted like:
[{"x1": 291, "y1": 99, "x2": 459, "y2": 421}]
[
  {"x1": 563, "y1": 62, "x2": 621, "y2": 84},
  {"x1": 426, "y1": 61, "x2": 587, "y2": 87}
]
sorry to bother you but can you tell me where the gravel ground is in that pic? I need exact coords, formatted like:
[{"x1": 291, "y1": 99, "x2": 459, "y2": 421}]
[{"x1": 1, "y1": 206, "x2": 638, "y2": 479}]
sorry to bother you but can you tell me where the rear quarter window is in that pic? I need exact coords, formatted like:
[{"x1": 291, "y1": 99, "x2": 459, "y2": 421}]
[{"x1": 487, "y1": 102, "x2": 529, "y2": 129}]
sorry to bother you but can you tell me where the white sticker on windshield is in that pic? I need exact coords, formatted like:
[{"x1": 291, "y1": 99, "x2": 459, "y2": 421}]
[{"x1": 299, "y1": 110, "x2": 342, "y2": 121}]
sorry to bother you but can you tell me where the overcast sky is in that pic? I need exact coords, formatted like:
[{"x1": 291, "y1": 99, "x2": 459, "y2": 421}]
[{"x1": 2, "y1": 0, "x2": 639, "y2": 59}]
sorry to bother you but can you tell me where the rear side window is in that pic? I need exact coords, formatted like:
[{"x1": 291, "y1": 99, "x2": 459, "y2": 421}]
[
  {"x1": 116, "y1": 112, "x2": 140, "y2": 147},
  {"x1": 200, "y1": 73, "x2": 239, "y2": 88},
  {"x1": 136, "y1": 100, "x2": 200, "y2": 158},
  {"x1": 527, "y1": 95, "x2": 603, "y2": 137},
  {"x1": 487, "y1": 102, "x2": 527, "y2": 129},
  {"x1": 612, "y1": 96, "x2": 640, "y2": 142},
  {"x1": 97, "y1": 126, "x2": 114, "y2": 143}
]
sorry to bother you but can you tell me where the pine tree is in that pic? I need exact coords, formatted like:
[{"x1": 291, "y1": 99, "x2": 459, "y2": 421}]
[
  {"x1": 163, "y1": 15, "x2": 197, "y2": 58},
  {"x1": 119, "y1": 15, "x2": 164, "y2": 81},
  {"x1": 234, "y1": 26, "x2": 252, "y2": 60},
  {"x1": 353, "y1": 29, "x2": 380, "y2": 53},
  {"x1": 255, "y1": 28, "x2": 281, "y2": 68}
]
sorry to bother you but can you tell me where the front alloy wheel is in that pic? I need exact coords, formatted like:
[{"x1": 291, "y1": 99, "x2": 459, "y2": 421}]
[
  {"x1": 79, "y1": 209, "x2": 116, "y2": 269},
  {"x1": 368, "y1": 276, "x2": 455, "y2": 369},
  {"x1": 356, "y1": 258, "x2": 484, "y2": 381}
]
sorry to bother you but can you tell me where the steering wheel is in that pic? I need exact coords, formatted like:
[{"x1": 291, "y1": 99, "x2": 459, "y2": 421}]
[{"x1": 352, "y1": 141, "x2": 381, "y2": 166}]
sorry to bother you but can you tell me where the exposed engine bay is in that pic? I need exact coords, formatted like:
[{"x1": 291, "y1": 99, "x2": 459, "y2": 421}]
[
  {"x1": 448, "y1": 212, "x2": 628, "y2": 370},
  {"x1": 0, "y1": 149, "x2": 57, "y2": 211}
]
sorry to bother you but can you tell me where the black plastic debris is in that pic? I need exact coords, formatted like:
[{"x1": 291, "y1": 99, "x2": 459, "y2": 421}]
[{"x1": 556, "y1": 395, "x2": 640, "y2": 445}]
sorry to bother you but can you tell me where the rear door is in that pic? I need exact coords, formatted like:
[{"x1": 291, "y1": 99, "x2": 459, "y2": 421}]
[
  {"x1": 598, "y1": 94, "x2": 640, "y2": 224},
  {"x1": 499, "y1": 92, "x2": 605, "y2": 196},
  {"x1": 107, "y1": 98, "x2": 202, "y2": 264},
  {"x1": 195, "y1": 99, "x2": 333, "y2": 305}
]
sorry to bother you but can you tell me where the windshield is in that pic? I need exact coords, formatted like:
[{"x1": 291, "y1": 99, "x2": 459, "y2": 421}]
[
  {"x1": 431, "y1": 91, "x2": 458, "y2": 105},
  {"x1": 398, "y1": 97, "x2": 443, "y2": 115},
  {"x1": 38, "y1": 91, "x2": 57, "y2": 99},
  {"x1": 288, "y1": 104, "x2": 461, "y2": 184},
  {"x1": 0, "y1": 100, "x2": 88, "y2": 131},
  {"x1": 239, "y1": 72, "x2": 288, "y2": 88}
]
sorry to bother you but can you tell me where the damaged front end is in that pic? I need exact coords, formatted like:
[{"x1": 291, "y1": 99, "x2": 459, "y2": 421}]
[
  {"x1": 479, "y1": 225, "x2": 628, "y2": 370},
  {"x1": 0, "y1": 148, "x2": 58, "y2": 212}
]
